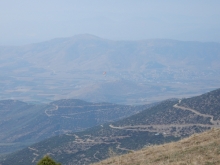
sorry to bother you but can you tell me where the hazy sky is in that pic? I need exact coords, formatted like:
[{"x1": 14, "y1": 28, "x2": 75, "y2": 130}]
[{"x1": 1, "y1": 0, "x2": 220, "y2": 45}]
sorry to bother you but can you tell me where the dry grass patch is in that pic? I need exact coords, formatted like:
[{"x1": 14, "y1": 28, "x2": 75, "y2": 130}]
[{"x1": 93, "y1": 128, "x2": 220, "y2": 165}]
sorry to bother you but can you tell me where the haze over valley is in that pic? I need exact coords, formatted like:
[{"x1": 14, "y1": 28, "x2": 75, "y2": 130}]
[
  {"x1": 0, "y1": 34, "x2": 220, "y2": 104},
  {"x1": 1, "y1": 1, "x2": 220, "y2": 164}
]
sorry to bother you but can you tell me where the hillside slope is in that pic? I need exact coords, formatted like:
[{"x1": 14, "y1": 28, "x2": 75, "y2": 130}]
[
  {"x1": 1, "y1": 88, "x2": 220, "y2": 165},
  {"x1": 93, "y1": 128, "x2": 220, "y2": 165},
  {"x1": 0, "y1": 99, "x2": 149, "y2": 155}
]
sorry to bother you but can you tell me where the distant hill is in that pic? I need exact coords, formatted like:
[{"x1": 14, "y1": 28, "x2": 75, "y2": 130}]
[
  {"x1": 0, "y1": 99, "x2": 150, "y2": 155},
  {"x1": 0, "y1": 34, "x2": 220, "y2": 104},
  {"x1": 93, "y1": 128, "x2": 220, "y2": 165},
  {"x1": 1, "y1": 88, "x2": 220, "y2": 165}
]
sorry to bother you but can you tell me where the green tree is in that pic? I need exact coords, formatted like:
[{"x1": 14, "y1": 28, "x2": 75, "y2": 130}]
[{"x1": 37, "y1": 155, "x2": 61, "y2": 165}]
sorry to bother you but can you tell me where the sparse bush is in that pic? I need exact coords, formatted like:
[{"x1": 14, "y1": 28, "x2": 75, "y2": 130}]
[{"x1": 37, "y1": 155, "x2": 61, "y2": 165}]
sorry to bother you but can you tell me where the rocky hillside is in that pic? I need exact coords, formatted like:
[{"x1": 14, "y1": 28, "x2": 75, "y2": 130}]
[
  {"x1": 93, "y1": 128, "x2": 220, "y2": 165},
  {"x1": 1, "y1": 88, "x2": 219, "y2": 165}
]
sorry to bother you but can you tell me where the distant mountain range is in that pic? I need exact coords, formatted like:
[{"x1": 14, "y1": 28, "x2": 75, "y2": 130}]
[
  {"x1": 1, "y1": 88, "x2": 220, "y2": 165},
  {"x1": 0, "y1": 99, "x2": 150, "y2": 155},
  {"x1": 0, "y1": 34, "x2": 220, "y2": 104}
]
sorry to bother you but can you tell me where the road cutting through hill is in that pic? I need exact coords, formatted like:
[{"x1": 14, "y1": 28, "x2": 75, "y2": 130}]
[
  {"x1": 44, "y1": 104, "x2": 58, "y2": 117},
  {"x1": 109, "y1": 124, "x2": 215, "y2": 130},
  {"x1": 173, "y1": 101, "x2": 220, "y2": 125}
]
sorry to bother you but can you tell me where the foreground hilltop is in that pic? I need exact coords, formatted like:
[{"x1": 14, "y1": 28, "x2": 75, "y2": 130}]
[
  {"x1": 1, "y1": 88, "x2": 220, "y2": 164},
  {"x1": 94, "y1": 128, "x2": 220, "y2": 165}
]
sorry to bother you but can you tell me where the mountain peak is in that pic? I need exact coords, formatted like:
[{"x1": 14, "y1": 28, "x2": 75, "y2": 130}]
[{"x1": 70, "y1": 33, "x2": 103, "y2": 40}]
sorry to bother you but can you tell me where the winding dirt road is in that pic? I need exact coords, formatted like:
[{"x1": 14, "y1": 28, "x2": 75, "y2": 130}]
[
  {"x1": 45, "y1": 104, "x2": 58, "y2": 117},
  {"x1": 109, "y1": 100, "x2": 220, "y2": 134},
  {"x1": 173, "y1": 101, "x2": 220, "y2": 125}
]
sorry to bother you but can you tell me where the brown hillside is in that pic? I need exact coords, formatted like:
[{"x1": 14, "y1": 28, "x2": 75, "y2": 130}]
[{"x1": 93, "y1": 128, "x2": 220, "y2": 165}]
